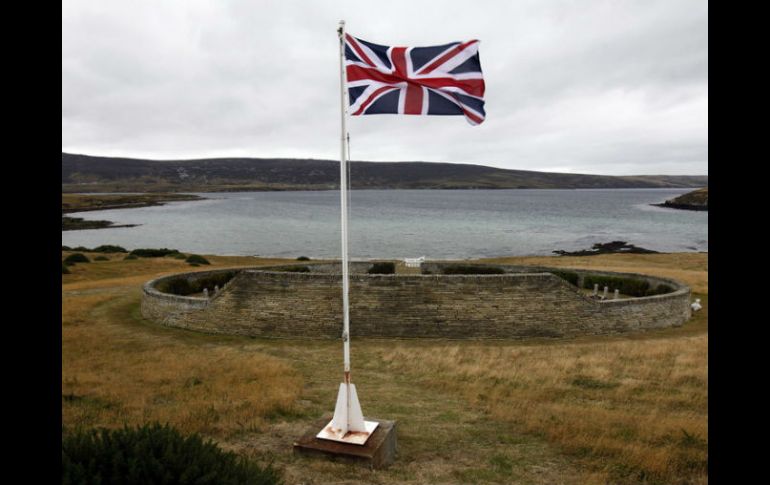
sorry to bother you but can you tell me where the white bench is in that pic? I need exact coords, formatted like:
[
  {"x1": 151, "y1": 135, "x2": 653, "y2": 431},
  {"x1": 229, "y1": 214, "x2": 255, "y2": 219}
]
[{"x1": 404, "y1": 256, "x2": 426, "y2": 268}]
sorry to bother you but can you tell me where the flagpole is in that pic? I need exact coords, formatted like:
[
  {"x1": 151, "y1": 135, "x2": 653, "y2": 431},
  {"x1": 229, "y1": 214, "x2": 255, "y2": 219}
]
[{"x1": 337, "y1": 19, "x2": 352, "y2": 390}]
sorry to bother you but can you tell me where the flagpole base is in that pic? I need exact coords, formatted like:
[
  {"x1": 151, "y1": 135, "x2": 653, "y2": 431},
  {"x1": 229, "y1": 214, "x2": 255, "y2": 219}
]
[
  {"x1": 316, "y1": 419, "x2": 379, "y2": 445},
  {"x1": 295, "y1": 415, "x2": 397, "y2": 469}
]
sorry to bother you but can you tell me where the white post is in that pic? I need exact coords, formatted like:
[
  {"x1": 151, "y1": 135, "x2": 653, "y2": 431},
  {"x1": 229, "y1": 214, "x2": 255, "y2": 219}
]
[
  {"x1": 338, "y1": 19, "x2": 351, "y2": 386},
  {"x1": 316, "y1": 21, "x2": 378, "y2": 445}
]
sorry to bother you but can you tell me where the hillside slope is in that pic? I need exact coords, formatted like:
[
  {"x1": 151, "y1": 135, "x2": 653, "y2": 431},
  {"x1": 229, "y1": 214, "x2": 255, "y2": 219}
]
[{"x1": 62, "y1": 153, "x2": 708, "y2": 192}]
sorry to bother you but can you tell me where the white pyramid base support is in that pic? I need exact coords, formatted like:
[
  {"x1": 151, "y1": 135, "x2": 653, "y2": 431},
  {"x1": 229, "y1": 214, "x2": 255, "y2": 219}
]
[{"x1": 317, "y1": 383, "x2": 379, "y2": 445}]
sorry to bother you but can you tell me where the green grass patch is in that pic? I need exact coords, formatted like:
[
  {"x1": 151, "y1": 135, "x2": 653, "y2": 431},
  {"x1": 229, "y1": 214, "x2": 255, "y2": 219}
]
[
  {"x1": 93, "y1": 256, "x2": 109, "y2": 261},
  {"x1": 571, "y1": 376, "x2": 620, "y2": 390}
]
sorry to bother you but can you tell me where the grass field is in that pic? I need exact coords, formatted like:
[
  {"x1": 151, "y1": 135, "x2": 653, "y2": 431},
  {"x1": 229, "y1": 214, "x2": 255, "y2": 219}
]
[{"x1": 62, "y1": 252, "x2": 707, "y2": 484}]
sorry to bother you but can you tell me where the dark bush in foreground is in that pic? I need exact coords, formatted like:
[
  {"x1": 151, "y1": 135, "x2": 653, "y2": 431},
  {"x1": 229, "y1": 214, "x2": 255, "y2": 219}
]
[
  {"x1": 62, "y1": 263, "x2": 71, "y2": 274},
  {"x1": 64, "y1": 253, "x2": 90, "y2": 264},
  {"x1": 443, "y1": 265, "x2": 505, "y2": 275},
  {"x1": 124, "y1": 254, "x2": 138, "y2": 260},
  {"x1": 551, "y1": 270, "x2": 579, "y2": 286},
  {"x1": 93, "y1": 244, "x2": 128, "y2": 253},
  {"x1": 368, "y1": 262, "x2": 395, "y2": 274},
  {"x1": 296, "y1": 256, "x2": 310, "y2": 261},
  {"x1": 93, "y1": 256, "x2": 109, "y2": 261},
  {"x1": 276, "y1": 266, "x2": 311, "y2": 273},
  {"x1": 62, "y1": 422, "x2": 283, "y2": 485},
  {"x1": 186, "y1": 254, "x2": 211, "y2": 265},
  {"x1": 130, "y1": 248, "x2": 180, "y2": 258}
]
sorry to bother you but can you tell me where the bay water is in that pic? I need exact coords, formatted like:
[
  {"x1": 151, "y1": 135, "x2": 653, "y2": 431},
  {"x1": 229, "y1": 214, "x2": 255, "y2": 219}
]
[{"x1": 61, "y1": 189, "x2": 708, "y2": 259}]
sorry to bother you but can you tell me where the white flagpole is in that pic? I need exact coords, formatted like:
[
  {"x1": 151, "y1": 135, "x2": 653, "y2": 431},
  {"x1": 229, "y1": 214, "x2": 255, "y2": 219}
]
[
  {"x1": 316, "y1": 20, "x2": 377, "y2": 445},
  {"x1": 338, "y1": 19, "x2": 352, "y2": 391}
]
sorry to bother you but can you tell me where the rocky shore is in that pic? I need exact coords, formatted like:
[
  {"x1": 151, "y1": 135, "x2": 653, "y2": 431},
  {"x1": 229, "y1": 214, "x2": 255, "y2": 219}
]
[{"x1": 653, "y1": 187, "x2": 708, "y2": 211}]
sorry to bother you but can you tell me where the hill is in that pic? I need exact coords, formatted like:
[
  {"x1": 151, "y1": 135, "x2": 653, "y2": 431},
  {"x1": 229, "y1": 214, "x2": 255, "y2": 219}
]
[{"x1": 62, "y1": 152, "x2": 708, "y2": 192}]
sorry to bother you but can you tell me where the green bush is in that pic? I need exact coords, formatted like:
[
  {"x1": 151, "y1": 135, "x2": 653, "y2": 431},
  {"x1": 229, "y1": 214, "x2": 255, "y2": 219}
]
[
  {"x1": 296, "y1": 256, "x2": 310, "y2": 261},
  {"x1": 173, "y1": 253, "x2": 188, "y2": 260},
  {"x1": 62, "y1": 263, "x2": 71, "y2": 275},
  {"x1": 64, "y1": 253, "x2": 90, "y2": 264},
  {"x1": 156, "y1": 278, "x2": 195, "y2": 295},
  {"x1": 186, "y1": 254, "x2": 210, "y2": 265},
  {"x1": 130, "y1": 248, "x2": 180, "y2": 258},
  {"x1": 62, "y1": 245, "x2": 71, "y2": 251},
  {"x1": 61, "y1": 422, "x2": 283, "y2": 485},
  {"x1": 93, "y1": 245, "x2": 128, "y2": 253},
  {"x1": 583, "y1": 275, "x2": 650, "y2": 297},
  {"x1": 73, "y1": 246, "x2": 90, "y2": 252},
  {"x1": 367, "y1": 262, "x2": 396, "y2": 274},
  {"x1": 646, "y1": 284, "x2": 675, "y2": 296},
  {"x1": 551, "y1": 270, "x2": 579, "y2": 286},
  {"x1": 156, "y1": 271, "x2": 238, "y2": 296},
  {"x1": 276, "y1": 266, "x2": 311, "y2": 273},
  {"x1": 93, "y1": 256, "x2": 109, "y2": 261},
  {"x1": 443, "y1": 265, "x2": 505, "y2": 275},
  {"x1": 124, "y1": 254, "x2": 138, "y2": 260}
]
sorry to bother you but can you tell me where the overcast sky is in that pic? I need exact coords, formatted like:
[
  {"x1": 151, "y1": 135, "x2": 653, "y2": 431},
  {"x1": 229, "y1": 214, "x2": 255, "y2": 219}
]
[{"x1": 62, "y1": 0, "x2": 707, "y2": 175}]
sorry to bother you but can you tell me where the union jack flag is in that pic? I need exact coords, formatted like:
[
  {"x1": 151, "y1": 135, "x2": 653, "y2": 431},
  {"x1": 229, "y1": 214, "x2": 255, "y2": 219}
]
[{"x1": 344, "y1": 34, "x2": 486, "y2": 125}]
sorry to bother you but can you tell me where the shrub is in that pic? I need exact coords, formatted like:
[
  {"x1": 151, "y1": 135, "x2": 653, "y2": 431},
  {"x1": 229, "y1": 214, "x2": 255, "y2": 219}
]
[
  {"x1": 277, "y1": 266, "x2": 311, "y2": 273},
  {"x1": 92, "y1": 245, "x2": 128, "y2": 253},
  {"x1": 156, "y1": 278, "x2": 195, "y2": 295},
  {"x1": 367, "y1": 262, "x2": 395, "y2": 274},
  {"x1": 296, "y1": 256, "x2": 310, "y2": 261},
  {"x1": 124, "y1": 254, "x2": 138, "y2": 260},
  {"x1": 186, "y1": 254, "x2": 210, "y2": 265},
  {"x1": 61, "y1": 422, "x2": 283, "y2": 485},
  {"x1": 73, "y1": 246, "x2": 90, "y2": 252},
  {"x1": 64, "y1": 253, "x2": 90, "y2": 264},
  {"x1": 62, "y1": 263, "x2": 70, "y2": 275},
  {"x1": 443, "y1": 265, "x2": 505, "y2": 275},
  {"x1": 646, "y1": 284, "x2": 675, "y2": 296},
  {"x1": 156, "y1": 271, "x2": 238, "y2": 296},
  {"x1": 130, "y1": 248, "x2": 180, "y2": 258},
  {"x1": 93, "y1": 256, "x2": 109, "y2": 261},
  {"x1": 173, "y1": 253, "x2": 188, "y2": 259},
  {"x1": 61, "y1": 245, "x2": 71, "y2": 251},
  {"x1": 551, "y1": 270, "x2": 579, "y2": 286},
  {"x1": 583, "y1": 275, "x2": 650, "y2": 297}
]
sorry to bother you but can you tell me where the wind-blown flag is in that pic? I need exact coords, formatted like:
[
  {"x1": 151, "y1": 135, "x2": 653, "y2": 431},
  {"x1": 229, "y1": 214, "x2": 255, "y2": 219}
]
[{"x1": 344, "y1": 34, "x2": 486, "y2": 125}]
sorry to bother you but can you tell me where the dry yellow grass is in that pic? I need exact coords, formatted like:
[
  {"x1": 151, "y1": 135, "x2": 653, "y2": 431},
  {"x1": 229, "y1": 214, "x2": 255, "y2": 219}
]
[{"x1": 62, "y1": 251, "x2": 707, "y2": 484}]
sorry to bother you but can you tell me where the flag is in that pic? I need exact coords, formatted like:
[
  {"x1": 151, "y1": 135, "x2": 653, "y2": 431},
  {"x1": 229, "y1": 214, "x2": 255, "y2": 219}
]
[{"x1": 344, "y1": 34, "x2": 486, "y2": 125}]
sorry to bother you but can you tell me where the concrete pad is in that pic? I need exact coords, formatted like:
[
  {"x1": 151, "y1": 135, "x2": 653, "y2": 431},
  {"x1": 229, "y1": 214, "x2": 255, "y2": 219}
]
[{"x1": 293, "y1": 415, "x2": 397, "y2": 469}]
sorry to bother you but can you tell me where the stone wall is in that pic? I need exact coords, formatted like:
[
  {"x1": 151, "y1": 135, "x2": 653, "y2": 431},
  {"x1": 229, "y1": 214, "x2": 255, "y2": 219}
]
[{"x1": 141, "y1": 264, "x2": 692, "y2": 339}]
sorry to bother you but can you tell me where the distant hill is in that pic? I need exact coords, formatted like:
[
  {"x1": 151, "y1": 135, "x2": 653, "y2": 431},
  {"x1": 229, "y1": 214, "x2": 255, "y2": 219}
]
[
  {"x1": 655, "y1": 187, "x2": 708, "y2": 211},
  {"x1": 62, "y1": 153, "x2": 708, "y2": 193}
]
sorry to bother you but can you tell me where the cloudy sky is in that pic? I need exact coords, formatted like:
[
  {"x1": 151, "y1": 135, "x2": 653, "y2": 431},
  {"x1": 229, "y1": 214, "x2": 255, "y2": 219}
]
[{"x1": 62, "y1": 0, "x2": 707, "y2": 175}]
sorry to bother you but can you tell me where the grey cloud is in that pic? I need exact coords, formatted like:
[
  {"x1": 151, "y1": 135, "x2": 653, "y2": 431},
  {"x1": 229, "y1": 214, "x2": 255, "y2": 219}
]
[{"x1": 62, "y1": 0, "x2": 707, "y2": 175}]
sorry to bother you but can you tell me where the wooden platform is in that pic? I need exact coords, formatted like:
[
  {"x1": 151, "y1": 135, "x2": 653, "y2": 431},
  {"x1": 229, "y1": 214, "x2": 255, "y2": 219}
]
[{"x1": 293, "y1": 416, "x2": 397, "y2": 469}]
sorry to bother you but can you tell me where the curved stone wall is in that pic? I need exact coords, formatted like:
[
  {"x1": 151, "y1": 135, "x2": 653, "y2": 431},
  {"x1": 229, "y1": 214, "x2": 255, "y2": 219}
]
[{"x1": 141, "y1": 263, "x2": 692, "y2": 339}]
